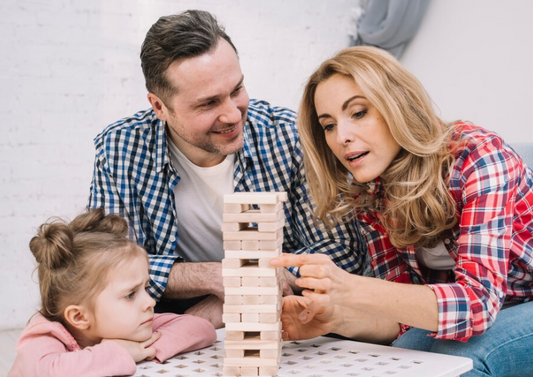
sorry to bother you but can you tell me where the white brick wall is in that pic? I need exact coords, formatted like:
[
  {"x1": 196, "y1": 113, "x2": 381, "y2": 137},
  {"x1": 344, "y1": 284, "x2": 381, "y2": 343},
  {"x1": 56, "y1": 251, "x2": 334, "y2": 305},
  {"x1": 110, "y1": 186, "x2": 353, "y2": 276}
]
[{"x1": 0, "y1": 0, "x2": 359, "y2": 330}]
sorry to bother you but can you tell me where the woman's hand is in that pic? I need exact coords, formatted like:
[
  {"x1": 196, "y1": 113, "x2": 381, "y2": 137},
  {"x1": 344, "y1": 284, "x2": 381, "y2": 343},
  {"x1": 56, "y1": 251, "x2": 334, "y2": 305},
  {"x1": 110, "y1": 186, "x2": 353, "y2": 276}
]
[
  {"x1": 103, "y1": 331, "x2": 161, "y2": 362},
  {"x1": 271, "y1": 253, "x2": 352, "y2": 307},
  {"x1": 281, "y1": 295, "x2": 339, "y2": 341}
]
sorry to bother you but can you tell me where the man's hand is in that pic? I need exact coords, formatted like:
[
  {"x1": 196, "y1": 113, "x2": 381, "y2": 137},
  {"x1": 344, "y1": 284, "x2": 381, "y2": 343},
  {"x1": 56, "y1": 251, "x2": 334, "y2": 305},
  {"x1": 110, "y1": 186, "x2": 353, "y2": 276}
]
[
  {"x1": 281, "y1": 295, "x2": 339, "y2": 341},
  {"x1": 103, "y1": 331, "x2": 161, "y2": 362},
  {"x1": 185, "y1": 294, "x2": 224, "y2": 329}
]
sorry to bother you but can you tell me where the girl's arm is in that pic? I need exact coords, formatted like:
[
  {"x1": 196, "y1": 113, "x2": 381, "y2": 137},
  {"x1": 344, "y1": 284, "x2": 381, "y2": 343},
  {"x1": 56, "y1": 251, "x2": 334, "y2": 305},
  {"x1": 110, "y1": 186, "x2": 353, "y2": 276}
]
[
  {"x1": 10, "y1": 332, "x2": 137, "y2": 377},
  {"x1": 151, "y1": 313, "x2": 217, "y2": 362}
]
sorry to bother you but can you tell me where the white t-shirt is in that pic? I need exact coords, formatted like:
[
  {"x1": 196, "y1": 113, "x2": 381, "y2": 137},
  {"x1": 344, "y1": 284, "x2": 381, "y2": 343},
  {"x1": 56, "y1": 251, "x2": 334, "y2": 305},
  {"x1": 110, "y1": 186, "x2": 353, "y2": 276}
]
[
  {"x1": 167, "y1": 139, "x2": 234, "y2": 262},
  {"x1": 415, "y1": 241, "x2": 455, "y2": 271}
]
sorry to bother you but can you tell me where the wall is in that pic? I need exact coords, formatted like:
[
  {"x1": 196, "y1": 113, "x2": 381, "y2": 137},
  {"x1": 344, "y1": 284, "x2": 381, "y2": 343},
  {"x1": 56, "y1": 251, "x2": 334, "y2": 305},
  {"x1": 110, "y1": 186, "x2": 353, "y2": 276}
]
[
  {"x1": 0, "y1": 0, "x2": 360, "y2": 330},
  {"x1": 401, "y1": 0, "x2": 533, "y2": 143}
]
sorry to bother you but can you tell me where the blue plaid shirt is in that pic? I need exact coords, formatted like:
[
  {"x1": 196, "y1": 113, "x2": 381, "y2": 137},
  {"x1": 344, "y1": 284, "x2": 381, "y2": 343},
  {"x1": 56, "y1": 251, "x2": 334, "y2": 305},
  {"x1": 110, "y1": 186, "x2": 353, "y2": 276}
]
[{"x1": 88, "y1": 99, "x2": 364, "y2": 299}]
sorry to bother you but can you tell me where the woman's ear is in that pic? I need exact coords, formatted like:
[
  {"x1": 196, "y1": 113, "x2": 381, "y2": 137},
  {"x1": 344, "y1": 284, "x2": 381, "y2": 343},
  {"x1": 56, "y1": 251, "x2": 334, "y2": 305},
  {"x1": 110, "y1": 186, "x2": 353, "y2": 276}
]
[{"x1": 64, "y1": 305, "x2": 91, "y2": 330}]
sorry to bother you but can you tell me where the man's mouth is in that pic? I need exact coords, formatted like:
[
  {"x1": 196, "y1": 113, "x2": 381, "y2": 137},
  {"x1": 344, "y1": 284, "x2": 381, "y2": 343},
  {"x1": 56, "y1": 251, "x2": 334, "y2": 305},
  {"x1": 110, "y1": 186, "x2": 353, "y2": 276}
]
[{"x1": 212, "y1": 125, "x2": 238, "y2": 134}]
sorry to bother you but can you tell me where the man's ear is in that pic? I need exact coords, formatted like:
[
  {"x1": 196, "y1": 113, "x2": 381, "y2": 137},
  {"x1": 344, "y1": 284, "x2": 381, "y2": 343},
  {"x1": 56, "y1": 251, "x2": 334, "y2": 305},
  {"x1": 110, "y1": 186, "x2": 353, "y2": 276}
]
[
  {"x1": 64, "y1": 305, "x2": 91, "y2": 330},
  {"x1": 147, "y1": 93, "x2": 169, "y2": 122}
]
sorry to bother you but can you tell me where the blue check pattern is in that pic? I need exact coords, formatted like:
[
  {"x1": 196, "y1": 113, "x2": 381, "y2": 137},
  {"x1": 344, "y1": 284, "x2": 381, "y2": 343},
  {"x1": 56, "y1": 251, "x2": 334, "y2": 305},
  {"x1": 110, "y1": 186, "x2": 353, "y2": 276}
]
[{"x1": 88, "y1": 99, "x2": 364, "y2": 299}]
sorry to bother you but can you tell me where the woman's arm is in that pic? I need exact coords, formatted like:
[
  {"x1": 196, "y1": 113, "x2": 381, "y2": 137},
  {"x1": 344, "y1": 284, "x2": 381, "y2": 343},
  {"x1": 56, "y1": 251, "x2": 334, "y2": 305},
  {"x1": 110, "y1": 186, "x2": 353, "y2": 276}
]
[
  {"x1": 272, "y1": 254, "x2": 439, "y2": 335},
  {"x1": 281, "y1": 295, "x2": 400, "y2": 344}
]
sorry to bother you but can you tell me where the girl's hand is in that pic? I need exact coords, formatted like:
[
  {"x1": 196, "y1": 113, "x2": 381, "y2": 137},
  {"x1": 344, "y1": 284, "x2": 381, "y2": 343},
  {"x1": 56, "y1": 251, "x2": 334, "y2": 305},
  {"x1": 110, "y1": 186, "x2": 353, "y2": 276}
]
[
  {"x1": 271, "y1": 254, "x2": 351, "y2": 307},
  {"x1": 103, "y1": 331, "x2": 161, "y2": 362},
  {"x1": 281, "y1": 295, "x2": 340, "y2": 341}
]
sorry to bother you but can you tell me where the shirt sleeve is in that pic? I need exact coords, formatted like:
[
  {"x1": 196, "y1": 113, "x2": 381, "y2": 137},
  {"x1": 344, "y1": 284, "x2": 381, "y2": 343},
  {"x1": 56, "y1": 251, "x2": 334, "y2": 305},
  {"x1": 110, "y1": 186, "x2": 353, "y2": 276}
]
[
  {"x1": 87, "y1": 133, "x2": 181, "y2": 300},
  {"x1": 151, "y1": 313, "x2": 217, "y2": 362},
  {"x1": 427, "y1": 137, "x2": 518, "y2": 341}
]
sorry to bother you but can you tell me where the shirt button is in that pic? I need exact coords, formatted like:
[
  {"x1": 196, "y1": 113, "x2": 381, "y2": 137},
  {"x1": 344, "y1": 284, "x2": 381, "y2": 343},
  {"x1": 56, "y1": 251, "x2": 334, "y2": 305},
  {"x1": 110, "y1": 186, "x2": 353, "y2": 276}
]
[
  {"x1": 169, "y1": 236, "x2": 176, "y2": 242},
  {"x1": 499, "y1": 291, "x2": 505, "y2": 298},
  {"x1": 444, "y1": 239, "x2": 451, "y2": 244}
]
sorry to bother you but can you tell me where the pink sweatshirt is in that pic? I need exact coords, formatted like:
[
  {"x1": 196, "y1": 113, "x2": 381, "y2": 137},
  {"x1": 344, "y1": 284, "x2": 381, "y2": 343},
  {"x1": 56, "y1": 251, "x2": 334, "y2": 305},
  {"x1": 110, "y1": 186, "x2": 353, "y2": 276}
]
[{"x1": 8, "y1": 312, "x2": 216, "y2": 377}]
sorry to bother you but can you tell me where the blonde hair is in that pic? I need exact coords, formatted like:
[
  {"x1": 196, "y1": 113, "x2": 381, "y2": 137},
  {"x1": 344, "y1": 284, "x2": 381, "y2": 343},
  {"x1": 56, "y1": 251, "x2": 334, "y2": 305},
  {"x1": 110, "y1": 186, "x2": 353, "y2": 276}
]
[
  {"x1": 299, "y1": 46, "x2": 457, "y2": 248},
  {"x1": 29, "y1": 208, "x2": 147, "y2": 325}
]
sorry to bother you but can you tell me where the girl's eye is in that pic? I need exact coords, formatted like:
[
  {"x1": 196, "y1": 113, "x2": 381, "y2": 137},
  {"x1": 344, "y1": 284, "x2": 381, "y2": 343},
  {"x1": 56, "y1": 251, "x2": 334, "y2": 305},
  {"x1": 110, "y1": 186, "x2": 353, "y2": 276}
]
[
  {"x1": 125, "y1": 292, "x2": 135, "y2": 300},
  {"x1": 353, "y1": 110, "x2": 367, "y2": 119}
]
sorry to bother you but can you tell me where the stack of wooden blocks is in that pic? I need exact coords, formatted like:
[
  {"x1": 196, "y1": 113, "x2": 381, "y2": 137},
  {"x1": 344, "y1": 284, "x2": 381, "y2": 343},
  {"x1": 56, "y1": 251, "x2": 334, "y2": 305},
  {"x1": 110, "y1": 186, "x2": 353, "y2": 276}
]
[{"x1": 221, "y1": 192, "x2": 287, "y2": 377}]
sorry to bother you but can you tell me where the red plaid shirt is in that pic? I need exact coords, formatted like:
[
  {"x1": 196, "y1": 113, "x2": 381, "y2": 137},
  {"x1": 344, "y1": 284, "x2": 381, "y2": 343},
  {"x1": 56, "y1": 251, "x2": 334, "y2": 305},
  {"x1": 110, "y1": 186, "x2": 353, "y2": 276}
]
[{"x1": 358, "y1": 122, "x2": 533, "y2": 341}]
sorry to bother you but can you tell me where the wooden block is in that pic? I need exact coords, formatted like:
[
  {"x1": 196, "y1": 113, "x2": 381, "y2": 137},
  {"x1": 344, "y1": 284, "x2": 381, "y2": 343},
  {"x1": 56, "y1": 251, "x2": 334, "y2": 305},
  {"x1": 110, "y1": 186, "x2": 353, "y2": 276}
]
[
  {"x1": 259, "y1": 313, "x2": 279, "y2": 323},
  {"x1": 259, "y1": 276, "x2": 278, "y2": 287},
  {"x1": 260, "y1": 349, "x2": 279, "y2": 359},
  {"x1": 222, "y1": 267, "x2": 276, "y2": 277},
  {"x1": 222, "y1": 313, "x2": 241, "y2": 323},
  {"x1": 225, "y1": 249, "x2": 281, "y2": 259},
  {"x1": 223, "y1": 228, "x2": 282, "y2": 241},
  {"x1": 223, "y1": 209, "x2": 283, "y2": 223},
  {"x1": 258, "y1": 258, "x2": 274, "y2": 269},
  {"x1": 225, "y1": 295, "x2": 242, "y2": 305},
  {"x1": 221, "y1": 222, "x2": 249, "y2": 232},
  {"x1": 223, "y1": 305, "x2": 278, "y2": 314},
  {"x1": 226, "y1": 331, "x2": 245, "y2": 341},
  {"x1": 260, "y1": 331, "x2": 281, "y2": 341},
  {"x1": 225, "y1": 287, "x2": 279, "y2": 296},
  {"x1": 258, "y1": 219, "x2": 284, "y2": 232},
  {"x1": 224, "y1": 193, "x2": 281, "y2": 205},
  {"x1": 242, "y1": 312, "x2": 260, "y2": 323},
  {"x1": 222, "y1": 365, "x2": 240, "y2": 376},
  {"x1": 225, "y1": 340, "x2": 280, "y2": 350},
  {"x1": 223, "y1": 356, "x2": 279, "y2": 367},
  {"x1": 223, "y1": 203, "x2": 250, "y2": 213},
  {"x1": 241, "y1": 276, "x2": 260, "y2": 287},
  {"x1": 223, "y1": 276, "x2": 241, "y2": 287},
  {"x1": 242, "y1": 295, "x2": 260, "y2": 305},
  {"x1": 226, "y1": 321, "x2": 281, "y2": 332},
  {"x1": 240, "y1": 366, "x2": 259, "y2": 376},
  {"x1": 226, "y1": 349, "x2": 245, "y2": 358},
  {"x1": 257, "y1": 238, "x2": 283, "y2": 250},
  {"x1": 223, "y1": 240, "x2": 242, "y2": 250},
  {"x1": 259, "y1": 295, "x2": 280, "y2": 305},
  {"x1": 259, "y1": 366, "x2": 279, "y2": 376},
  {"x1": 222, "y1": 258, "x2": 248, "y2": 269},
  {"x1": 259, "y1": 203, "x2": 282, "y2": 214},
  {"x1": 241, "y1": 240, "x2": 260, "y2": 250}
]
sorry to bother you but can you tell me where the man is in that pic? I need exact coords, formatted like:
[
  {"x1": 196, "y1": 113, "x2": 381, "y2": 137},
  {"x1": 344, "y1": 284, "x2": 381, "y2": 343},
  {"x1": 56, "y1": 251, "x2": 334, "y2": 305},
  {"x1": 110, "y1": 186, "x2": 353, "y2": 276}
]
[{"x1": 87, "y1": 10, "x2": 363, "y2": 328}]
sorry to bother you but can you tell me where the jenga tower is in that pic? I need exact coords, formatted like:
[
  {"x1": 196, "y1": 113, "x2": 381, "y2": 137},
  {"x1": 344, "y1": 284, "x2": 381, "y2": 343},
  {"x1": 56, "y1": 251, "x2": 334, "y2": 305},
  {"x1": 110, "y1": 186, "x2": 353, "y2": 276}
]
[{"x1": 221, "y1": 192, "x2": 287, "y2": 377}]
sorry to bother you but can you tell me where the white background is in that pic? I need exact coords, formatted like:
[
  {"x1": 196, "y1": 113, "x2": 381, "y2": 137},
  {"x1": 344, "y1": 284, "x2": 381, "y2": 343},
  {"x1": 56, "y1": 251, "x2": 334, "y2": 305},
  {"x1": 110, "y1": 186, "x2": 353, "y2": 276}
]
[{"x1": 1, "y1": 0, "x2": 532, "y2": 330}]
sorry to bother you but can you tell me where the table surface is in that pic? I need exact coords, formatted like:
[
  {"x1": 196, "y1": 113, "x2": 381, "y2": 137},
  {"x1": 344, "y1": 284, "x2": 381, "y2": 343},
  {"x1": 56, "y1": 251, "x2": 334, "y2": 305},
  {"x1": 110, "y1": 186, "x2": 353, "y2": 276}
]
[{"x1": 134, "y1": 329, "x2": 473, "y2": 377}]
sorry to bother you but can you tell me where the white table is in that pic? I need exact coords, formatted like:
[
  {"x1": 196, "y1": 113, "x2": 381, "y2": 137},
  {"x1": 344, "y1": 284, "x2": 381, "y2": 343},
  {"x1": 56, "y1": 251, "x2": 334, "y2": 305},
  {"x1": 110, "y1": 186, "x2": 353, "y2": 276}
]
[{"x1": 134, "y1": 329, "x2": 473, "y2": 377}]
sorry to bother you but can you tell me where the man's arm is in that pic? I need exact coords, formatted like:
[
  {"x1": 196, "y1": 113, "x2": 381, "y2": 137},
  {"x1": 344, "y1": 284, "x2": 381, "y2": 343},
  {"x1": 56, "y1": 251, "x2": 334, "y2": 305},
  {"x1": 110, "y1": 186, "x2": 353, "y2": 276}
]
[{"x1": 163, "y1": 261, "x2": 224, "y2": 300}]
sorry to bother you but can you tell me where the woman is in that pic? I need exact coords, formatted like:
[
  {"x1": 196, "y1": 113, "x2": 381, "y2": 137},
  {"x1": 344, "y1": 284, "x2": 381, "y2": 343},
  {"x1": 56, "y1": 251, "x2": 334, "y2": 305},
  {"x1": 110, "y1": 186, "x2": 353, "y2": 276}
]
[{"x1": 271, "y1": 46, "x2": 533, "y2": 377}]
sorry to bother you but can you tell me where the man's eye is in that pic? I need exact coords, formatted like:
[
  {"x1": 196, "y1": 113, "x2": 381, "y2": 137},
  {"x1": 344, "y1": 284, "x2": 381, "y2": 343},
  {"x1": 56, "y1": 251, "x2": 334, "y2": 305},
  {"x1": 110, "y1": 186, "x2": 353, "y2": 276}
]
[{"x1": 125, "y1": 292, "x2": 135, "y2": 299}]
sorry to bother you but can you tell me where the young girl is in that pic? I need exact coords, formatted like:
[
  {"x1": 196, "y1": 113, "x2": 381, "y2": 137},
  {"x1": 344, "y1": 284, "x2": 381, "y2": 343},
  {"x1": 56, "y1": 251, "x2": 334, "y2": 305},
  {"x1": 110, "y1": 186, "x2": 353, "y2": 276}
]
[
  {"x1": 9, "y1": 209, "x2": 216, "y2": 377},
  {"x1": 272, "y1": 46, "x2": 533, "y2": 376}
]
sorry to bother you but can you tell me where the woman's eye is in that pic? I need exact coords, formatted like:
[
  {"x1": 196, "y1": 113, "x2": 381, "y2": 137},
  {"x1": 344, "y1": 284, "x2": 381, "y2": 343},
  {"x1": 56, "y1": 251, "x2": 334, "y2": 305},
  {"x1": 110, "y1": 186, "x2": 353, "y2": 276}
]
[
  {"x1": 323, "y1": 124, "x2": 334, "y2": 132},
  {"x1": 353, "y1": 110, "x2": 367, "y2": 119}
]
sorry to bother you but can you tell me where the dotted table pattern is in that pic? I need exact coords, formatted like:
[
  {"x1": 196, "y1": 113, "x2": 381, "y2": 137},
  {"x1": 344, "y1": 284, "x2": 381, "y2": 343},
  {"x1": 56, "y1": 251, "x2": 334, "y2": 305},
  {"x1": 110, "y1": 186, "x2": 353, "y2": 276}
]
[{"x1": 134, "y1": 329, "x2": 472, "y2": 377}]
